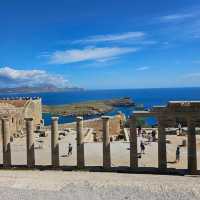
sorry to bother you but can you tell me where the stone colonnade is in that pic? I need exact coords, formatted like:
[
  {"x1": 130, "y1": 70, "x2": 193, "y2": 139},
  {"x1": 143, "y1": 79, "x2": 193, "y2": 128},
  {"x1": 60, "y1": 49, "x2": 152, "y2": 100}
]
[
  {"x1": 132, "y1": 110, "x2": 198, "y2": 174},
  {"x1": 0, "y1": 114, "x2": 198, "y2": 174},
  {"x1": 0, "y1": 116, "x2": 113, "y2": 169}
]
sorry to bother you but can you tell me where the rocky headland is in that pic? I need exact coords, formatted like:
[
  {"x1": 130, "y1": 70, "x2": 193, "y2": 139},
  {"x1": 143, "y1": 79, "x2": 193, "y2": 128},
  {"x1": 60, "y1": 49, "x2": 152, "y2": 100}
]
[{"x1": 43, "y1": 97, "x2": 134, "y2": 116}]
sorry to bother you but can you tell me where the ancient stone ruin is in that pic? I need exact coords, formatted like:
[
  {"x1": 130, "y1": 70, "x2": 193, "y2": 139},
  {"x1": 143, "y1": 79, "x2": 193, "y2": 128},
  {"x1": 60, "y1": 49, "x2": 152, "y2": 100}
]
[
  {"x1": 131, "y1": 101, "x2": 200, "y2": 174},
  {"x1": 0, "y1": 97, "x2": 43, "y2": 138},
  {"x1": 0, "y1": 99, "x2": 199, "y2": 175}
]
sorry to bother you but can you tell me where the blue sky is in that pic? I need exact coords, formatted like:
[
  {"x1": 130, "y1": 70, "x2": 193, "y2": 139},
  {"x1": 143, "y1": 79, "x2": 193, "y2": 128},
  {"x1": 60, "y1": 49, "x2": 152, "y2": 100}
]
[{"x1": 1, "y1": 0, "x2": 200, "y2": 89}]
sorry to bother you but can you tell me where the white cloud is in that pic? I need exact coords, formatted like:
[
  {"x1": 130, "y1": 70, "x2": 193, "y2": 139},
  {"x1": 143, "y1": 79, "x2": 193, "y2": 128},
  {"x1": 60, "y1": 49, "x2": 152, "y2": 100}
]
[
  {"x1": 49, "y1": 46, "x2": 138, "y2": 64},
  {"x1": 0, "y1": 67, "x2": 69, "y2": 88},
  {"x1": 155, "y1": 10, "x2": 200, "y2": 41},
  {"x1": 136, "y1": 66, "x2": 150, "y2": 71},
  {"x1": 159, "y1": 13, "x2": 197, "y2": 23},
  {"x1": 73, "y1": 32, "x2": 145, "y2": 44}
]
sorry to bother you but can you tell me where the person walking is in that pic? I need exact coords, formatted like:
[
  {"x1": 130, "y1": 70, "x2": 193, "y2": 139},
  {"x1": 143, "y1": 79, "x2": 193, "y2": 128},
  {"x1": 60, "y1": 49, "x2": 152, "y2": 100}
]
[
  {"x1": 140, "y1": 141, "x2": 145, "y2": 154},
  {"x1": 176, "y1": 146, "x2": 180, "y2": 162},
  {"x1": 138, "y1": 126, "x2": 142, "y2": 136},
  {"x1": 151, "y1": 130, "x2": 156, "y2": 142},
  {"x1": 67, "y1": 143, "x2": 73, "y2": 156},
  {"x1": 178, "y1": 123, "x2": 182, "y2": 135}
]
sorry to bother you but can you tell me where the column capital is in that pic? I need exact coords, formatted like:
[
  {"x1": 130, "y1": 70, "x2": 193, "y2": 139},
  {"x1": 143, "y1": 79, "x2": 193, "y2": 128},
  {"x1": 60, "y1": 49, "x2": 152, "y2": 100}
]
[{"x1": 2, "y1": 117, "x2": 9, "y2": 121}]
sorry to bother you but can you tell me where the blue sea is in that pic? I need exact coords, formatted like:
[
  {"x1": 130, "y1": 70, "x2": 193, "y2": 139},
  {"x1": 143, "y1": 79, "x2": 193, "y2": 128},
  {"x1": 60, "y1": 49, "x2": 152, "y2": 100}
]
[{"x1": 1, "y1": 87, "x2": 200, "y2": 125}]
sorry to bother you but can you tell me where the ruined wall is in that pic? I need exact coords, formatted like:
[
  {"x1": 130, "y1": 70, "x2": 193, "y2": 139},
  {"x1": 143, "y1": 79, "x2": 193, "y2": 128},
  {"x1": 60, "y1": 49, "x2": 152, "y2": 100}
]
[
  {"x1": 46, "y1": 113, "x2": 125, "y2": 140},
  {"x1": 24, "y1": 98, "x2": 42, "y2": 126},
  {"x1": 0, "y1": 98, "x2": 43, "y2": 138}
]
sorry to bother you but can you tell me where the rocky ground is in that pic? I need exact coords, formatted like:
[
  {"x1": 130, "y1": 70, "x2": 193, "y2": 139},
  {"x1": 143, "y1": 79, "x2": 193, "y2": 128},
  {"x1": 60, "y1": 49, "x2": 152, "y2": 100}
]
[{"x1": 0, "y1": 170, "x2": 199, "y2": 200}]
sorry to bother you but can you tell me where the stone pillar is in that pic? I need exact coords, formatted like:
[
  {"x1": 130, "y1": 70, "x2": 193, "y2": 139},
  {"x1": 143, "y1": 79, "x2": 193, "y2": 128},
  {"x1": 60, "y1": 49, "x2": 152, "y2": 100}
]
[
  {"x1": 2, "y1": 118, "x2": 11, "y2": 166},
  {"x1": 25, "y1": 118, "x2": 35, "y2": 167},
  {"x1": 102, "y1": 116, "x2": 111, "y2": 169},
  {"x1": 187, "y1": 118, "x2": 197, "y2": 174},
  {"x1": 130, "y1": 115, "x2": 138, "y2": 168},
  {"x1": 51, "y1": 117, "x2": 59, "y2": 166},
  {"x1": 76, "y1": 116, "x2": 85, "y2": 168},
  {"x1": 158, "y1": 118, "x2": 167, "y2": 169}
]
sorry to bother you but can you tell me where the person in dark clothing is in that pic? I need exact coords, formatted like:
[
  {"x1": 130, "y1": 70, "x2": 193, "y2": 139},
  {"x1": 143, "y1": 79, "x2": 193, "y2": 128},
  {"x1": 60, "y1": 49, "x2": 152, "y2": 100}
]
[
  {"x1": 176, "y1": 146, "x2": 180, "y2": 162},
  {"x1": 140, "y1": 141, "x2": 145, "y2": 154},
  {"x1": 138, "y1": 126, "x2": 142, "y2": 136},
  {"x1": 151, "y1": 130, "x2": 156, "y2": 142},
  {"x1": 68, "y1": 143, "x2": 73, "y2": 156}
]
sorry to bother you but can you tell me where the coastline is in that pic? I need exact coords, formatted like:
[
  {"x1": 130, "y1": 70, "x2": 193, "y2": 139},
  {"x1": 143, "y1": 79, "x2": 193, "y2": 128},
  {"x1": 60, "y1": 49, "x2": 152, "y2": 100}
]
[{"x1": 42, "y1": 97, "x2": 135, "y2": 117}]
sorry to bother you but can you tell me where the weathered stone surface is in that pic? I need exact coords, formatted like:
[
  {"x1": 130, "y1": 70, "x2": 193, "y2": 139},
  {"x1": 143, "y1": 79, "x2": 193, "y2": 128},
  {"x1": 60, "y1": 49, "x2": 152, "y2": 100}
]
[
  {"x1": 129, "y1": 115, "x2": 138, "y2": 168},
  {"x1": 76, "y1": 116, "x2": 85, "y2": 168},
  {"x1": 102, "y1": 116, "x2": 111, "y2": 169},
  {"x1": 25, "y1": 118, "x2": 35, "y2": 167},
  {"x1": 2, "y1": 118, "x2": 11, "y2": 166},
  {"x1": 0, "y1": 98, "x2": 42, "y2": 138},
  {"x1": 51, "y1": 117, "x2": 59, "y2": 166}
]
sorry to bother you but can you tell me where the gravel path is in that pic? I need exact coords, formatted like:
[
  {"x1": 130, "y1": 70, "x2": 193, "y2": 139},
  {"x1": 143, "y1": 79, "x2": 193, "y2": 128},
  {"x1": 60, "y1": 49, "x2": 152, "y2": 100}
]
[{"x1": 0, "y1": 170, "x2": 199, "y2": 200}]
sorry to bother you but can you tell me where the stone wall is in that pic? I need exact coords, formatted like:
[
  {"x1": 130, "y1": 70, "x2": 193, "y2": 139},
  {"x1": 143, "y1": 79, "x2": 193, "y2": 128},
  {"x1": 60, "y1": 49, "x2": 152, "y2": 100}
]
[
  {"x1": 24, "y1": 98, "x2": 42, "y2": 126},
  {"x1": 45, "y1": 113, "x2": 125, "y2": 141},
  {"x1": 0, "y1": 98, "x2": 42, "y2": 138}
]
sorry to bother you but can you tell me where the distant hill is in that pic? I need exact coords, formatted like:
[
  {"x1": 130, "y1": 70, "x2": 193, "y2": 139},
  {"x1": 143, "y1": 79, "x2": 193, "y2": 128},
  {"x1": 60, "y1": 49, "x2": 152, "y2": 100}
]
[{"x1": 0, "y1": 85, "x2": 84, "y2": 94}]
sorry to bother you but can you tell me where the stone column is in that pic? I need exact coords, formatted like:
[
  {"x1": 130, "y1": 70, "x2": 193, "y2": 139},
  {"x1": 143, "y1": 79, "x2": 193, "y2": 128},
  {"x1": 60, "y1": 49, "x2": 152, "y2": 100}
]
[
  {"x1": 158, "y1": 118, "x2": 167, "y2": 169},
  {"x1": 130, "y1": 115, "x2": 138, "y2": 168},
  {"x1": 76, "y1": 116, "x2": 85, "y2": 168},
  {"x1": 51, "y1": 117, "x2": 59, "y2": 166},
  {"x1": 102, "y1": 116, "x2": 111, "y2": 169},
  {"x1": 2, "y1": 118, "x2": 11, "y2": 166},
  {"x1": 187, "y1": 118, "x2": 197, "y2": 174},
  {"x1": 25, "y1": 118, "x2": 35, "y2": 167}
]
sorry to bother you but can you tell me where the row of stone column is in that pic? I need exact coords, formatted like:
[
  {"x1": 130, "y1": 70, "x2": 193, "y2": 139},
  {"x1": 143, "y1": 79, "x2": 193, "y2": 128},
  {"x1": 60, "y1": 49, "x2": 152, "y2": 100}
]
[
  {"x1": 0, "y1": 116, "x2": 112, "y2": 168},
  {"x1": 1, "y1": 115, "x2": 197, "y2": 173},
  {"x1": 130, "y1": 115, "x2": 198, "y2": 174},
  {"x1": 49, "y1": 116, "x2": 112, "y2": 169},
  {"x1": 1, "y1": 117, "x2": 35, "y2": 167}
]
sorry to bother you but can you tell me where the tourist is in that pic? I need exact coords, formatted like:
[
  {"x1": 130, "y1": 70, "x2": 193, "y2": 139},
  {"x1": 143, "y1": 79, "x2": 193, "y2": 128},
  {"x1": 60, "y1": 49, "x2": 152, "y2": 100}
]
[
  {"x1": 178, "y1": 123, "x2": 182, "y2": 135},
  {"x1": 176, "y1": 146, "x2": 180, "y2": 162},
  {"x1": 151, "y1": 130, "x2": 156, "y2": 142},
  {"x1": 138, "y1": 125, "x2": 142, "y2": 136},
  {"x1": 140, "y1": 141, "x2": 145, "y2": 154},
  {"x1": 68, "y1": 143, "x2": 73, "y2": 156},
  {"x1": 141, "y1": 130, "x2": 146, "y2": 138},
  {"x1": 147, "y1": 132, "x2": 151, "y2": 143}
]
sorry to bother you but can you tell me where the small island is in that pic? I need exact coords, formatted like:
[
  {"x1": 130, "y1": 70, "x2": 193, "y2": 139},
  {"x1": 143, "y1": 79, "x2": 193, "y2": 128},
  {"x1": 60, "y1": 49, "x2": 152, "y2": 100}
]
[{"x1": 43, "y1": 97, "x2": 135, "y2": 116}]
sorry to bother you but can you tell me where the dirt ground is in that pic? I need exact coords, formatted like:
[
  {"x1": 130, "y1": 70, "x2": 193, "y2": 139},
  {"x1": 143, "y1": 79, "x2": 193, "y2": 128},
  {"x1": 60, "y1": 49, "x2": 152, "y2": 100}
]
[{"x1": 0, "y1": 129, "x2": 200, "y2": 170}]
